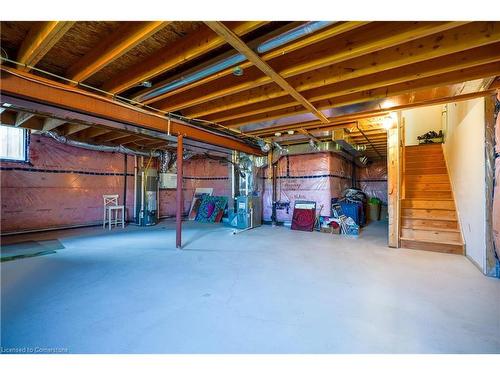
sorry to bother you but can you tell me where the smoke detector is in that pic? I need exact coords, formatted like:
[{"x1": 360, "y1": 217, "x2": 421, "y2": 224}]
[{"x1": 232, "y1": 66, "x2": 244, "y2": 76}]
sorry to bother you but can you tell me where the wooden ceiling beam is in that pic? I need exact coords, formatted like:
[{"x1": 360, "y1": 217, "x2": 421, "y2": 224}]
[
  {"x1": 74, "y1": 128, "x2": 113, "y2": 140},
  {"x1": 204, "y1": 43, "x2": 500, "y2": 124},
  {"x1": 143, "y1": 140, "x2": 167, "y2": 147},
  {"x1": 186, "y1": 24, "x2": 500, "y2": 119},
  {"x1": 139, "y1": 21, "x2": 370, "y2": 105},
  {"x1": 41, "y1": 118, "x2": 66, "y2": 132},
  {"x1": 205, "y1": 21, "x2": 330, "y2": 124},
  {"x1": 249, "y1": 116, "x2": 378, "y2": 137},
  {"x1": 101, "y1": 21, "x2": 268, "y2": 94},
  {"x1": 22, "y1": 117, "x2": 45, "y2": 131},
  {"x1": 17, "y1": 21, "x2": 75, "y2": 71},
  {"x1": 66, "y1": 21, "x2": 169, "y2": 84},
  {"x1": 132, "y1": 21, "x2": 305, "y2": 103},
  {"x1": 93, "y1": 132, "x2": 133, "y2": 144},
  {"x1": 157, "y1": 21, "x2": 467, "y2": 112},
  {"x1": 221, "y1": 61, "x2": 500, "y2": 128},
  {"x1": 7, "y1": 113, "x2": 46, "y2": 131},
  {"x1": 60, "y1": 123, "x2": 90, "y2": 136},
  {"x1": 0, "y1": 110, "x2": 17, "y2": 125},
  {"x1": 15, "y1": 112, "x2": 35, "y2": 127},
  {"x1": 244, "y1": 83, "x2": 498, "y2": 138},
  {"x1": 297, "y1": 128, "x2": 322, "y2": 143},
  {"x1": 211, "y1": 96, "x2": 300, "y2": 123},
  {"x1": 350, "y1": 134, "x2": 388, "y2": 141},
  {"x1": 112, "y1": 135, "x2": 145, "y2": 145},
  {"x1": 0, "y1": 66, "x2": 262, "y2": 155}
]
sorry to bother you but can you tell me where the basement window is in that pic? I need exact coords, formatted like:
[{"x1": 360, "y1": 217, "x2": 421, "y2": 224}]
[{"x1": 0, "y1": 125, "x2": 28, "y2": 162}]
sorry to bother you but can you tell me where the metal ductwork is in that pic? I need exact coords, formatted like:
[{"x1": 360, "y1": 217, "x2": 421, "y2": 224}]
[
  {"x1": 159, "y1": 150, "x2": 171, "y2": 173},
  {"x1": 332, "y1": 129, "x2": 367, "y2": 158},
  {"x1": 136, "y1": 21, "x2": 336, "y2": 103},
  {"x1": 257, "y1": 139, "x2": 271, "y2": 153},
  {"x1": 44, "y1": 131, "x2": 161, "y2": 157},
  {"x1": 271, "y1": 141, "x2": 368, "y2": 167}
]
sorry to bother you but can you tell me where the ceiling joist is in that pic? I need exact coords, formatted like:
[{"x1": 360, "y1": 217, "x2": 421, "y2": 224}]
[
  {"x1": 17, "y1": 21, "x2": 75, "y2": 71},
  {"x1": 0, "y1": 66, "x2": 262, "y2": 155},
  {"x1": 101, "y1": 21, "x2": 268, "y2": 94},
  {"x1": 41, "y1": 118, "x2": 67, "y2": 132},
  {"x1": 204, "y1": 43, "x2": 500, "y2": 124},
  {"x1": 15, "y1": 112, "x2": 35, "y2": 127},
  {"x1": 185, "y1": 24, "x2": 500, "y2": 120},
  {"x1": 156, "y1": 21, "x2": 468, "y2": 112},
  {"x1": 205, "y1": 21, "x2": 330, "y2": 124},
  {"x1": 139, "y1": 21, "x2": 370, "y2": 105},
  {"x1": 67, "y1": 21, "x2": 170, "y2": 84},
  {"x1": 222, "y1": 61, "x2": 500, "y2": 128}
]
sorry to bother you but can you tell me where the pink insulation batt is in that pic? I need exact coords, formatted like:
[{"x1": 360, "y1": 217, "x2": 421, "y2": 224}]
[
  {"x1": 1, "y1": 134, "x2": 134, "y2": 233},
  {"x1": 159, "y1": 158, "x2": 230, "y2": 217},
  {"x1": 262, "y1": 152, "x2": 353, "y2": 222}
]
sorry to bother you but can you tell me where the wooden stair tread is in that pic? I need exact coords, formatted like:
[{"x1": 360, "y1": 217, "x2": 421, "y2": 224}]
[
  {"x1": 406, "y1": 173, "x2": 448, "y2": 178},
  {"x1": 401, "y1": 227, "x2": 460, "y2": 234},
  {"x1": 402, "y1": 198, "x2": 453, "y2": 201},
  {"x1": 405, "y1": 189, "x2": 451, "y2": 192},
  {"x1": 400, "y1": 237, "x2": 464, "y2": 246},
  {"x1": 401, "y1": 215, "x2": 456, "y2": 221},
  {"x1": 402, "y1": 144, "x2": 463, "y2": 255},
  {"x1": 401, "y1": 204, "x2": 455, "y2": 210}
]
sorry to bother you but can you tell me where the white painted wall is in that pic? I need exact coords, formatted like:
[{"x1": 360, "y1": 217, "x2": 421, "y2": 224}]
[
  {"x1": 403, "y1": 104, "x2": 444, "y2": 145},
  {"x1": 443, "y1": 97, "x2": 486, "y2": 272}
]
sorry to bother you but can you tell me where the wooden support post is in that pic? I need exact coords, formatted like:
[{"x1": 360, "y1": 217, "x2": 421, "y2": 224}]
[
  {"x1": 387, "y1": 113, "x2": 402, "y2": 248},
  {"x1": 176, "y1": 134, "x2": 183, "y2": 249}
]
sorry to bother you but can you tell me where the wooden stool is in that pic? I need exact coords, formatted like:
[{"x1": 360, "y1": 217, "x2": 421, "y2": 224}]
[{"x1": 103, "y1": 195, "x2": 125, "y2": 230}]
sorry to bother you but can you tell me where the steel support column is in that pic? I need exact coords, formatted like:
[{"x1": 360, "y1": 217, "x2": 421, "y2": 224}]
[{"x1": 176, "y1": 135, "x2": 183, "y2": 249}]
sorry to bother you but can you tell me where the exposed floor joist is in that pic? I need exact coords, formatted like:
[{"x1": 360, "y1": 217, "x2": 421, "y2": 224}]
[
  {"x1": 17, "y1": 21, "x2": 75, "y2": 71},
  {"x1": 101, "y1": 21, "x2": 268, "y2": 94},
  {"x1": 67, "y1": 21, "x2": 170, "y2": 84},
  {"x1": 0, "y1": 66, "x2": 262, "y2": 155},
  {"x1": 223, "y1": 62, "x2": 500, "y2": 128},
  {"x1": 196, "y1": 40, "x2": 500, "y2": 122},
  {"x1": 138, "y1": 21, "x2": 370, "y2": 105},
  {"x1": 155, "y1": 21, "x2": 468, "y2": 112},
  {"x1": 205, "y1": 21, "x2": 330, "y2": 124}
]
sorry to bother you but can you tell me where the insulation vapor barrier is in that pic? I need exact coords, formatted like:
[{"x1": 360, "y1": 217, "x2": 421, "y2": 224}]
[
  {"x1": 159, "y1": 158, "x2": 231, "y2": 217},
  {"x1": 1, "y1": 134, "x2": 134, "y2": 233},
  {"x1": 356, "y1": 159, "x2": 388, "y2": 204},
  {"x1": 493, "y1": 96, "x2": 500, "y2": 262},
  {"x1": 262, "y1": 152, "x2": 353, "y2": 222}
]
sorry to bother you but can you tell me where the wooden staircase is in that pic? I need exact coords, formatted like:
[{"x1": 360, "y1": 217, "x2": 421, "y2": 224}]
[{"x1": 400, "y1": 144, "x2": 464, "y2": 255}]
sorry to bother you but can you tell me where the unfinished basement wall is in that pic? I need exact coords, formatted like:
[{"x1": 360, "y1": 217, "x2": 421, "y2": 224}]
[
  {"x1": 443, "y1": 97, "x2": 487, "y2": 272},
  {"x1": 0, "y1": 134, "x2": 134, "y2": 233},
  {"x1": 159, "y1": 158, "x2": 230, "y2": 217},
  {"x1": 262, "y1": 152, "x2": 353, "y2": 222},
  {"x1": 403, "y1": 104, "x2": 444, "y2": 145},
  {"x1": 356, "y1": 159, "x2": 388, "y2": 204}
]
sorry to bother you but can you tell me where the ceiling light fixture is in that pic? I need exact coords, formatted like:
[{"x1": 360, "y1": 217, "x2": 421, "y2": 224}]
[
  {"x1": 381, "y1": 99, "x2": 395, "y2": 109},
  {"x1": 382, "y1": 114, "x2": 397, "y2": 130}
]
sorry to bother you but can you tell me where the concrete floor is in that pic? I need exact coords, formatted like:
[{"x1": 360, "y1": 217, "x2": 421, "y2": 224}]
[{"x1": 1, "y1": 220, "x2": 499, "y2": 354}]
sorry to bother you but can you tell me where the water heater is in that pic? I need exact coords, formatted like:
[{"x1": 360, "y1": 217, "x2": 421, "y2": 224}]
[{"x1": 135, "y1": 168, "x2": 158, "y2": 226}]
